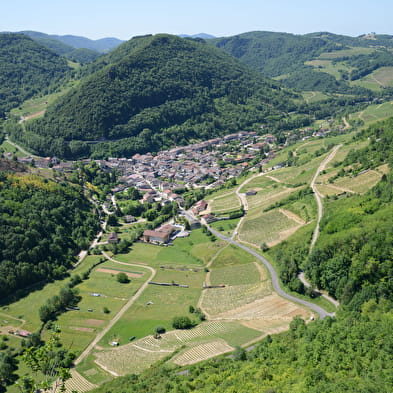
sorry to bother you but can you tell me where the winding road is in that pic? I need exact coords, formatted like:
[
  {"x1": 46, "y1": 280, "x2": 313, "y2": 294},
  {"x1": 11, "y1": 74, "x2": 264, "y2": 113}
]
[
  {"x1": 206, "y1": 225, "x2": 335, "y2": 319},
  {"x1": 74, "y1": 252, "x2": 156, "y2": 365},
  {"x1": 309, "y1": 144, "x2": 342, "y2": 252}
]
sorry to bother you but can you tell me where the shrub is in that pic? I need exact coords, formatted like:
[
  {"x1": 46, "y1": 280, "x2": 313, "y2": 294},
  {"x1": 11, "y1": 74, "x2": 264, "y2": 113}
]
[
  {"x1": 154, "y1": 326, "x2": 166, "y2": 334},
  {"x1": 116, "y1": 272, "x2": 130, "y2": 283}
]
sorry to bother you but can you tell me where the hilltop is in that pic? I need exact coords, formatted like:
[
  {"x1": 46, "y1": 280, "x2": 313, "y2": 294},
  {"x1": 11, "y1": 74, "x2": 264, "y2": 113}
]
[
  {"x1": 19, "y1": 30, "x2": 124, "y2": 53},
  {"x1": 17, "y1": 34, "x2": 296, "y2": 159}
]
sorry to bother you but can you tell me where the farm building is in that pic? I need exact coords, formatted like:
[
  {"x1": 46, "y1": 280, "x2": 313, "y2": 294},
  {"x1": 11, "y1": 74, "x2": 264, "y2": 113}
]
[
  {"x1": 192, "y1": 200, "x2": 208, "y2": 215},
  {"x1": 187, "y1": 217, "x2": 201, "y2": 230},
  {"x1": 108, "y1": 232, "x2": 119, "y2": 244},
  {"x1": 201, "y1": 214, "x2": 217, "y2": 225},
  {"x1": 16, "y1": 330, "x2": 32, "y2": 338},
  {"x1": 142, "y1": 224, "x2": 176, "y2": 244}
]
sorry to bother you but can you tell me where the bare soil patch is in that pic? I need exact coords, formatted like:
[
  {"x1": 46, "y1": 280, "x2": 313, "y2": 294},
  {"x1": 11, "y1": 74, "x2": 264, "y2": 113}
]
[
  {"x1": 210, "y1": 293, "x2": 310, "y2": 322},
  {"x1": 85, "y1": 319, "x2": 105, "y2": 327},
  {"x1": 71, "y1": 326, "x2": 95, "y2": 332},
  {"x1": 24, "y1": 110, "x2": 45, "y2": 121},
  {"x1": 96, "y1": 267, "x2": 144, "y2": 278}
]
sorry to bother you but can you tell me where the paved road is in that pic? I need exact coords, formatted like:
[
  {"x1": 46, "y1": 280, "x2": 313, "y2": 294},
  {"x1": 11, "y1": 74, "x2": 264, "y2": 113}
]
[
  {"x1": 4, "y1": 135, "x2": 36, "y2": 157},
  {"x1": 74, "y1": 253, "x2": 156, "y2": 365},
  {"x1": 298, "y1": 272, "x2": 340, "y2": 308},
  {"x1": 207, "y1": 226, "x2": 335, "y2": 319}
]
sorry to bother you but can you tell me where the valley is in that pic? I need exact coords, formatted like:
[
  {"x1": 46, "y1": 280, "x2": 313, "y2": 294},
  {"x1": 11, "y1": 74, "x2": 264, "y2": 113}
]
[{"x1": 1, "y1": 28, "x2": 393, "y2": 393}]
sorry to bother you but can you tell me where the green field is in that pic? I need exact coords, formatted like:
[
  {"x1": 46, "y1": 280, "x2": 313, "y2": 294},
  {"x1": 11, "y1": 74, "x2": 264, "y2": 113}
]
[
  {"x1": 210, "y1": 218, "x2": 241, "y2": 237},
  {"x1": 302, "y1": 91, "x2": 331, "y2": 103},
  {"x1": 97, "y1": 267, "x2": 205, "y2": 347},
  {"x1": 0, "y1": 141, "x2": 28, "y2": 158},
  {"x1": 351, "y1": 67, "x2": 393, "y2": 91},
  {"x1": 317, "y1": 47, "x2": 375, "y2": 59},
  {"x1": 112, "y1": 229, "x2": 217, "y2": 267},
  {"x1": 210, "y1": 244, "x2": 256, "y2": 268},
  {"x1": 10, "y1": 81, "x2": 78, "y2": 119},
  {"x1": 210, "y1": 262, "x2": 262, "y2": 286},
  {"x1": 305, "y1": 59, "x2": 353, "y2": 80},
  {"x1": 349, "y1": 100, "x2": 393, "y2": 126}
]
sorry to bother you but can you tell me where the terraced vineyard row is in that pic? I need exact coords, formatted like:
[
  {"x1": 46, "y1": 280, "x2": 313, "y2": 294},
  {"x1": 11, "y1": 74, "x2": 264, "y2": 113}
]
[{"x1": 172, "y1": 339, "x2": 234, "y2": 366}]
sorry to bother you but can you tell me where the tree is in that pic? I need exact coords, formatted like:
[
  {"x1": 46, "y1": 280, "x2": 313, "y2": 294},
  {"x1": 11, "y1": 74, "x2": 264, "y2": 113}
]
[
  {"x1": 232, "y1": 346, "x2": 247, "y2": 361},
  {"x1": 172, "y1": 316, "x2": 194, "y2": 329},
  {"x1": 116, "y1": 272, "x2": 130, "y2": 283},
  {"x1": 18, "y1": 332, "x2": 72, "y2": 393},
  {"x1": 0, "y1": 352, "x2": 18, "y2": 391}
]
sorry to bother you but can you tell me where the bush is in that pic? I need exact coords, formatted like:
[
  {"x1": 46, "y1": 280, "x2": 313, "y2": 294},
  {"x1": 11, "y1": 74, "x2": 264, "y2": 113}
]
[
  {"x1": 103, "y1": 307, "x2": 110, "y2": 314},
  {"x1": 154, "y1": 326, "x2": 166, "y2": 334},
  {"x1": 116, "y1": 272, "x2": 130, "y2": 283}
]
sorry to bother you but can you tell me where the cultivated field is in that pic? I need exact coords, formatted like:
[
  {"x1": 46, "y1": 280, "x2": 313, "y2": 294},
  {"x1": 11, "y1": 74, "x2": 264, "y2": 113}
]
[
  {"x1": 201, "y1": 282, "x2": 272, "y2": 316},
  {"x1": 238, "y1": 209, "x2": 302, "y2": 247},
  {"x1": 317, "y1": 47, "x2": 375, "y2": 59},
  {"x1": 349, "y1": 100, "x2": 393, "y2": 126},
  {"x1": 209, "y1": 262, "x2": 263, "y2": 286},
  {"x1": 209, "y1": 191, "x2": 241, "y2": 213},
  {"x1": 172, "y1": 339, "x2": 234, "y2": 365},
  {"x1": 334, "y1": 169, "x2": 386, "y2": 194},
  {"x1": 92, "y1": 321, "x2": 262, "y2": 375}
]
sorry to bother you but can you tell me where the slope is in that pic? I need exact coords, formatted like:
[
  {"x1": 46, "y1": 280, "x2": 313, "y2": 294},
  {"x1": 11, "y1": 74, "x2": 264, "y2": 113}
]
[
  {"x1": 20, "y1": 34, "x2": 296, "y2": 159},
  {"x1": 211, "y1": 31, "x2": 339, "y2": 77},
  {"x1": 0, "y1": 33, "x2": 71, "y2": 118}
]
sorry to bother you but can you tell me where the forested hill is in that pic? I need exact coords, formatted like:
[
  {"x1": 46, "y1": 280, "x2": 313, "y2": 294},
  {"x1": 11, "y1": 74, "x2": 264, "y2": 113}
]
[
  {"x1": 19, "y1": 31, "x2": 124, "y2": 53},
  {"x1": 210, "y1": 31, "x2": 393, "y2": 93},
  {"x1": 19, "y1": 34, "x2": 297, "y2": 159},
  {"x1": 0, "y1": 33, "x2": 71, "y2": 118},
  {"x1": 210, "y1": 31, "x2": 339, "y2": 77},
  {"x1": 0, "y1": 164, "x2": 99, "y2": 299}
]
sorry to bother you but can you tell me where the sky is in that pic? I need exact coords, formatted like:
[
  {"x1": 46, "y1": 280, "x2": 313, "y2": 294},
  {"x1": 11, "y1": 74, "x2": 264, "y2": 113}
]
[{"x1": 3, "y1": 0, "x2": 393, "y2": 40}]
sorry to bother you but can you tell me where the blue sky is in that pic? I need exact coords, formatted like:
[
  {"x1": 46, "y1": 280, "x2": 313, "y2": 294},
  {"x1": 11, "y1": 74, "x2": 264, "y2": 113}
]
[{"x1": 3, "y1": 0, "x2": 392, "y2": 40}]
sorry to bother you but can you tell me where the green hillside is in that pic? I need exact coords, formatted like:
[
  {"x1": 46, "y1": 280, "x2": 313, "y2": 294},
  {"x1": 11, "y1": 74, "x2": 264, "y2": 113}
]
[
  {"x1": 17, "y1": 34, "x2": 296, "y2": 159},
  {"x1": 211, "y1": 31, "x2": 339, "y2": 77},
  {"x1": 0, "y1": 33, "x2": 71, "y2": 118},
  {"x1": 0, "y1": 164, "x2": 99, "y2": 300},
  {"x1": 211, "y1": 31, "x2": 393, "y2": 94}
]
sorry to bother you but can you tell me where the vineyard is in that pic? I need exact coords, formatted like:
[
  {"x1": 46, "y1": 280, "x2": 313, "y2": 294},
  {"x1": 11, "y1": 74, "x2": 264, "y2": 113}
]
[
  {"x1": 172, "y1": 339, "x2": 234, "y2": 366},
  {"x1": 209, "y1": 262, "x2": 263, "y2": 286},
  {"x1": 92, "y1": 321, "x2": 261, "y2": 375},
  {"x1": 200, "y1": 282, "x2": 272, "y2": 316}
]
